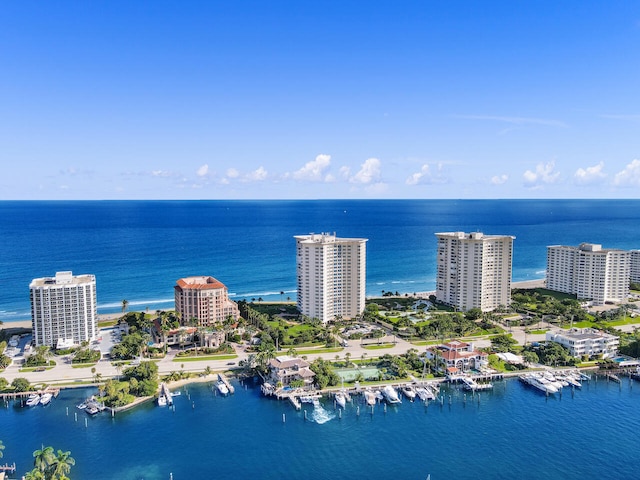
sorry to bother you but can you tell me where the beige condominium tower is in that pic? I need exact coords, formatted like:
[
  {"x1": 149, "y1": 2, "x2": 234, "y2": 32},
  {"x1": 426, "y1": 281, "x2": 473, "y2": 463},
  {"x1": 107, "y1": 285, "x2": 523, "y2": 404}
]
[
  {"x1": 295, "y1": 232, "x2": 367, "y2": 323},
  {"x1": 435, "y1": 232, "x2": 515, "y2": 312},
  {"x1": 174, "y1": 276, "x2": 240, "y2": 327},
  {"x1": 30, "y1": 271, "x2": 98, "y2": 348}
]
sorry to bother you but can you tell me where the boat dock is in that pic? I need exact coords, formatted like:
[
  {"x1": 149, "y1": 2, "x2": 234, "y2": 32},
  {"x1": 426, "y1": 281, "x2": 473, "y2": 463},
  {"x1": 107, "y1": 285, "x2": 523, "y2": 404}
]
[
  {"x1": 0, "y1": 387, "x2": 60, "y2": 401},
  {"x1": 218, "y1": 373, "x2": 235, "y2": 394},
  {"x1": 0, "y1": 463, "x2": 16, "y2": 475},
  {"x1": 160, "y1": 382, "x2": 174, "y2": 406}
]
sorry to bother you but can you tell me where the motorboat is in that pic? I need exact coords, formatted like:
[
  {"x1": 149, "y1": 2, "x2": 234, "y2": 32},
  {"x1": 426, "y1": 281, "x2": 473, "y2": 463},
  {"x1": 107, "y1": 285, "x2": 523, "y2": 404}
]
[
  {"x1": 26, "y1": 394, "x2": 40, "y2": 407},
  {"x1": 363, "y1": 389, "x2": 377, "y2": 406},
  {"x1": 382, "y1": 385, "x2": 402, "y2": 404},
  {"x1": 520, "y1": 373, "x2": 558, "y2": 394},
  {"x1": 157, "y1": 394, "x2": 167, "y2": 406},
  {"x1": 335, "y1": 391, "x2": 347, "y2": 409},
  {"x1": 40, "y1": 393, "x2": 53, "y2": 406},
  {"x1": 401, "y1": 384, "x2": 416, "y2": 401},
  {"x1": 415, "y1": 387, "x2": 435, "y2": 401},
  {"x1": 216, "y1": 381, "x2": 229, "y2": 396}
]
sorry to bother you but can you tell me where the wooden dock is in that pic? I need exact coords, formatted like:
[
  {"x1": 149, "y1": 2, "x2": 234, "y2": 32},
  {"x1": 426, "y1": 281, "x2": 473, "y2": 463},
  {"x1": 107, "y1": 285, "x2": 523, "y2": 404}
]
[
  {"x1": 217, "y1": 373, "x2": 235, "y2": 394},
  {"x1": 0, "y1": 388, "x2": 60, "y2": 401}
]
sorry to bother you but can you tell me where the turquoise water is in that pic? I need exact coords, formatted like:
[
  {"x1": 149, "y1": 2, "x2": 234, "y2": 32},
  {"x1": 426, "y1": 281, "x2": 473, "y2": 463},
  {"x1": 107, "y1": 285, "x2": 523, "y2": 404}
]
[
  {"x1": 2, "y1": 376, "x2": 640, "y2": 479},
  {"x1": 2, "y1": 199, "x2": 640, "y2": 322}
]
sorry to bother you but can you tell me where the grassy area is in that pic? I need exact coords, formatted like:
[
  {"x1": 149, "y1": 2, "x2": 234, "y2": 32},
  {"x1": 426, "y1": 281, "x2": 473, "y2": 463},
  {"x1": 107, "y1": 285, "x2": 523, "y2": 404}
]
[
  {"x1": 527, "y1": 329, "x2": 548, "y2": 335},
  {"x1": 295, "y1": 347, "x2": 343, "y2": 355},
  {"x1": 71, "y1": 363, "x2": 98, "y2": 369},
  {"x1": 363, "y1": 343, "x2": 395, "y2": 350},
  {"x1": 172, "y1": 354, "x2": 238, "y2": 362}
]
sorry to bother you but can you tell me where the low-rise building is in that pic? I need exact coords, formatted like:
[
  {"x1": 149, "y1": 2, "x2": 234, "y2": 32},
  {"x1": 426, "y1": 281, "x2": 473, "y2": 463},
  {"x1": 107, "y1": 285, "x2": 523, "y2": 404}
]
[
  {"x1": 426, "y1": 340, "x2": 488, "y2": 375},
  {"x1": 267, "y1": 355, "x2": 316, "y2": 388},
  {"x1": 545, "y1": 328, "x2": 619, "y2": 359}
]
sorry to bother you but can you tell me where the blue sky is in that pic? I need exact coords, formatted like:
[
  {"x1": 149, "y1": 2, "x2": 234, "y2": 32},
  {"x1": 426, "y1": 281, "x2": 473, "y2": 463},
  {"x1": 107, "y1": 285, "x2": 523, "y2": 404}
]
[{"x1": 1, "y1": 1, "x2": 639, "y2": 200}]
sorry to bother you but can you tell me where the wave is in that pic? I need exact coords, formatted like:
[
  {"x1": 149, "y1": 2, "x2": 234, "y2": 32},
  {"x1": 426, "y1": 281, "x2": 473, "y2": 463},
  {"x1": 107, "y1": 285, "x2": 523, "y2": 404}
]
[
  {"x1": 310, "y1": 402, "x2": 335, "y2": 424},
  {"x1": 99, "y1": 298, "x2": 174, "y2": 309},
  {"x1": 230, "y1": 289, "x2": 297, "y2": 299}
]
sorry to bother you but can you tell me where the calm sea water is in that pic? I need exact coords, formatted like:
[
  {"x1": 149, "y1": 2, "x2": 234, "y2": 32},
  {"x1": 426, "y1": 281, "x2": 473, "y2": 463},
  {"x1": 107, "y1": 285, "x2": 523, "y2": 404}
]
[
  {"x1": 2, "y1": 199, "x2": 640, "y2": 323},
  {"x1": 2, "y1": 377, "x2": 640, "y2": 479}
]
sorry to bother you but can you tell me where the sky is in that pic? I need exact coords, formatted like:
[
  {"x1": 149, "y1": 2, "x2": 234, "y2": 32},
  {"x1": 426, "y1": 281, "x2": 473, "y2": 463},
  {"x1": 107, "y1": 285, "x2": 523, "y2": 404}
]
[{"x1": 1, "y1": 1, "x2": 639, "y2": 200}]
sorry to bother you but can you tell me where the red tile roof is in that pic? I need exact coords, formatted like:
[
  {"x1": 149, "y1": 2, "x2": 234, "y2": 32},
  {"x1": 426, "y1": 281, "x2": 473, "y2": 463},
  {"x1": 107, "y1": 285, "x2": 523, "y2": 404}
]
[{"x1": 175, "y1": 276, "x2": 226, "y2": 290}]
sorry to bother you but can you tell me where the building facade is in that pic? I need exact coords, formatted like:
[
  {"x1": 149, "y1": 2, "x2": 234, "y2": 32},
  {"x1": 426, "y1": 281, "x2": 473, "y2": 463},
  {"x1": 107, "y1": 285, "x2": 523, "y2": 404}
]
[
  {"x1": 631, "y1": 250, "x2": 640, "y2": 283},
  {"x1": 545, "y1": 328, "x2": 619, "y2": 359},
  {"x1": 425, "y1": 340, "x2": 489, "y2": 375},
  {"x1": 174, "y1": 276, "x2": 240, "y2": 327},
  {"x1": 30, "y1": 271, "x2": 98, "y2": 348},
  {"x1": 435, "y1": 232, "x2": 514, "y2": 312},
  {"x1": 546, "y1": 243, "x2": 630, "y2": 305},
  {"x1": 295, "y1": 232, "x2": 367, "y2": 323}
]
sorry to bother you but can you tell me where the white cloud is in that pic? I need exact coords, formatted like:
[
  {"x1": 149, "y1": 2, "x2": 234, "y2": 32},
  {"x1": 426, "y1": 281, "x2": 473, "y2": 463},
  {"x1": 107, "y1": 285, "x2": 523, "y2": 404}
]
[
  {"x1": 226, "y1": 168, "x2": 239, "y2": 179},
  {"x1": 246, "y1": 166, "x2": 268, "y2": 182},
  {"x1": 405, "y1": 163, "x2": 448, "y2": 185},
  {"x1": 350, "y1": 158, "x2": 381, "y2": 184},
  {"x1": 339, "y1": 166, "x2": 351, "y2": 179},
  {"x1": 292, "y1": 154, "x2": 332, "y2": 181},
  {"x1": 613, "y1": 159, "x2": 640, "y2": 187},
  {"x1": 523, "y1": 161, "x2": 560, "y2": 188},
  {"x1": 196, "y1": 164, "x2": 209, "y2": 177},
  {"x1": 574, "y1": 162, "x2": 606, "y2": 185},
  {"x1": 491, "y1": 174, "x2": 509, "y2": 185},
  {"x1": 151, "y1": 170, "x2": 173, "y2": 178}
]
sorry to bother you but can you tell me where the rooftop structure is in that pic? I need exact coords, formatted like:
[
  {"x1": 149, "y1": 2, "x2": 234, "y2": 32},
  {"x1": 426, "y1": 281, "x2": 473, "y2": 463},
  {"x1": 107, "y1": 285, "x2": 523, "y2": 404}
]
[
  {"x1": 295, "y1": 232, "x2": 367, "y2": 323},
  {"x1": 426, "y1": 340, "x2": 488, "y2": 375},
  {"x1": 545, "y1": 328, "x2": 619, "y2": 359},
  {"x1": 435, "y1": 231, "x2": 514, "y2": 312},
  {"x1": 267, "y1": 355, "x2": 316, "y2": 388},
  {"x1": 546, "y1": 243, "x2": 630, "y2": 305},
  {"x1": 174, "y1": 276, "x2": 240, "y2": 327},
  {"x1": 29, "y1": 271, "x2": 98, "y2": 348}
]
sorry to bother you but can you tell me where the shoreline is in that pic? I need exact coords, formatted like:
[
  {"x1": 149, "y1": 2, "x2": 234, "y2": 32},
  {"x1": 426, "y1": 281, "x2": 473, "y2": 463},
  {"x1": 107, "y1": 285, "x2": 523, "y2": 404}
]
[{"x1": 1, "y1": 279, "x2": 547, "y2": 330}]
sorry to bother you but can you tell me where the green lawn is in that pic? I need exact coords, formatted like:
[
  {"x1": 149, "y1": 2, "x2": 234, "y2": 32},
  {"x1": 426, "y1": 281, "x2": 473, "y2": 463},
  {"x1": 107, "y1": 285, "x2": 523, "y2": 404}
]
[
  {"x1": 172, "y1": 354, "x2": 238, "y2": 362},
  {"x1": 71, "y1": 363, "x2": 98, "y2": 369},
  {"x1": 363, "y1": 343, "x2": 394, "y2": 350},
  {"x1": 294, "y1": 347, "x2": 343, "y2": 355}
]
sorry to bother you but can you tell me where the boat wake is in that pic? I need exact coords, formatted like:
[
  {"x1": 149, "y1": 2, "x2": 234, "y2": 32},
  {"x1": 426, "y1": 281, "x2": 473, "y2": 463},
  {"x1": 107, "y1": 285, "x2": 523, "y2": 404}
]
[{"x1": 310, "y1": 402, "x2": 335, "y2": 424}]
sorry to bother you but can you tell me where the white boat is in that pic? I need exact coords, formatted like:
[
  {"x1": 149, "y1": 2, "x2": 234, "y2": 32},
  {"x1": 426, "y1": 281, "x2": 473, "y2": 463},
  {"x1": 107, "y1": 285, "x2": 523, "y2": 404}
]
[
  {"x1": 520, "y1": 373, "x2": 558, "y2": 394},
  {"x1": 382, "y1": 385, "x2": 402, "y2": 404},
  {"x1": 335, "y1": 391, "x2": 347, "y2": 409},
  {"x1": 415, "y1": 387, "x2": 435, "y2": 401},
  {"x1": 402, "y1": 385, "x2": 416, "y2": 401},
  {"x1": 40, "y1": 393, "x2": 53, "y2": 406},
  {"x1": 216, "y1": 381, "x2": 229, "y2": 396},
  {"x1": 26, "y1": 394, "x2": 40, "y2": 407},
  {"x1": 157, "y1": 395, "x2": 167, "y2": 406},
  {"x1": 363, "y1": 389, "x2": 377, "y2": 406}
]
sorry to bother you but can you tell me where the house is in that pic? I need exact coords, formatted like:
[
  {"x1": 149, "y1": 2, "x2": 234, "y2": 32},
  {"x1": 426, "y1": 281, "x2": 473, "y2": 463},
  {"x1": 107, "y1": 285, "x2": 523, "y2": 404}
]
[
  {"x1": 426, "y1": 340, "x2": 488, "y2": 375},
  {"x1": 267, "y1": 355, "x2": 316, "y2": 389},
  {"x1": 545, "y1": 328, "x2": 619, "y2": 359}
]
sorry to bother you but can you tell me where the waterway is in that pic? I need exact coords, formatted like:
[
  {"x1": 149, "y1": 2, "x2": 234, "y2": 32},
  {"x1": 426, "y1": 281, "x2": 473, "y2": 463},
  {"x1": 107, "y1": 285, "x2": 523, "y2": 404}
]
[{"x1": 2, "y1": 376, "x2": 639, "y2": 479}]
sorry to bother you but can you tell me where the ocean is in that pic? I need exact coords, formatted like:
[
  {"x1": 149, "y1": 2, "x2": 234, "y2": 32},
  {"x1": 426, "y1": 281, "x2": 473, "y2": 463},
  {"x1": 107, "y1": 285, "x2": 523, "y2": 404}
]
[
  {"x1": 2, "y1": 377, "x2": 640, "y2": 479},
  {"x1": 2, "y1": 199, "x2": 640, "y2": 323}
]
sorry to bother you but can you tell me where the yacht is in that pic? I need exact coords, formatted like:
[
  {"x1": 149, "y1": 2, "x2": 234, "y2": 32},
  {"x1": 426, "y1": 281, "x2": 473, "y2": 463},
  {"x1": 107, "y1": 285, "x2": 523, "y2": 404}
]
[
  {"x1": 157, "y1": 394, "x2": 167, "y2": 406},
  {"x1": 382, "y1": 385, "x2": 402, "y2": 404},
  {"x1": 40, "y1": 393, "x2": 53, "y2": 406},
  {"x1": 521, "y1": 373, "x2": 558, "y2": 394},
  {"x1": 363, "y1": 389, "x2": 377, "y2": 406},
  {"x1": 26, "y1": 394, "x2": 40, "y2": 407},
  {"x1": 334, "y1": 391, "x2": 347, "y2": 409}
]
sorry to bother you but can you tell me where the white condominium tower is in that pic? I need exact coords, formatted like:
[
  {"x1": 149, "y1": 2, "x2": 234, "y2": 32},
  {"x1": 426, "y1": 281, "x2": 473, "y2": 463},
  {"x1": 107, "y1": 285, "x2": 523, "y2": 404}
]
[
  {"x1": 30, "y1": 271, "x2": 98, "y2": 348},
  {"x1": 546, "y1": 243, "x2": 630, "y2": 305},
  {"x1": 295, "y1": 233, "x2": 367, "y2": 323},
  {"x1": 631, "y1": 250, "x2": 640, "y2": 283},
  {"x1": 174, "y1": 276, "x2": 240, "y2": 327},
  {"x1": 435, "y1": 232, "x2": 515, "y2": 312}
]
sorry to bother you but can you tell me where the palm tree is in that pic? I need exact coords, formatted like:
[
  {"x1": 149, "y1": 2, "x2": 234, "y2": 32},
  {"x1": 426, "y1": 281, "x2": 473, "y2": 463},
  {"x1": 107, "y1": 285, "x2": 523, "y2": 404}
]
[
  {"x1": 24, "y1": 470, "x2": 45, "y2": 480},
  {"x1": 50, "y1": 449, "x2": 75, "y2": 479},
  {"x1": 121, "y1": 299, "x2": 129, "y2": 315},
  {"x1": 33, "y1": 446, "x2": 55, "y2": 474},
  {"x1": 0, "y1": 439, "x2": 4, "y2": 458}
]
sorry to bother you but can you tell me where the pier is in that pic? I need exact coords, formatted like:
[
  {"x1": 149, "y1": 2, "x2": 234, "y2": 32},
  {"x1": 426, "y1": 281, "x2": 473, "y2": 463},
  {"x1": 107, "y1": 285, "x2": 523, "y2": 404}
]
[
  {"x1": 217, "y1": 373, "x2": 235, "y2": 394},
  {"x1": 0, "y1": 387, "x2": 60, "y2": 401}
]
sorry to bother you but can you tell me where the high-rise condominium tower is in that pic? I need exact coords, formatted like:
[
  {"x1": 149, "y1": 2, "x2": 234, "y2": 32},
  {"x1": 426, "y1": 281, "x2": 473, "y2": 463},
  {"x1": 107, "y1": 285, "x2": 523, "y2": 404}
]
[
  {"x1": 295, "y1": 233, "x2": 367, "y2": 323},
  {"x1": 174, "y1": 276, "x2": 240, "y2": 327},
  {"x1": 30, "y1": 271, "x2": 98, "y2": 348},
  {"x1": 435, "y1": 232, "x2": 514, "y2": 312},
  {"x1": 547, "y1": 243, "x2": 630, "y2": 305}
]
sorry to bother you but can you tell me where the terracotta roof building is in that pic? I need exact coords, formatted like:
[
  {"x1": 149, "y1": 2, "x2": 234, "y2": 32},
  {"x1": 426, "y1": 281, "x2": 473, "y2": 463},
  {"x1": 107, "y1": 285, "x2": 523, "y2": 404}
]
[{"x1": 174, "y1": 276, "x2": 240, "y2": 327}]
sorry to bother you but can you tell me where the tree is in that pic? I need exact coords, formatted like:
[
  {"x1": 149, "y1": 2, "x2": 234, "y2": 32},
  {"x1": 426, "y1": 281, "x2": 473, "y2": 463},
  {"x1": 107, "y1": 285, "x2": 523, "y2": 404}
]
[
  {"x1": 0, "y1": 439, "x2": 4, "y2": 458},
  {"x1": 490, "y1": 334, "x2": 518, "y2": 353},
  {"x1": 33, "y1": 446, "x2": 55, "y2": 474},
  {"x1": 11, "y1": 377, "x2": 31, "y2": 392},
  {"x1": 121, "y1": 299, "x2": 129, "y2": 315},
  {"x1": 50, "y1": 450, "x2": 75, "y2": 479}
]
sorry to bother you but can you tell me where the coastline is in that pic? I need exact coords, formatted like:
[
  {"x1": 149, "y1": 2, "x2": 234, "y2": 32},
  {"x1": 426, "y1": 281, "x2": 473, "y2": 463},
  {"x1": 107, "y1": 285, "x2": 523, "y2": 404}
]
[{"x1": 1, "y1": 279, "x2": 547, "y2": 330}]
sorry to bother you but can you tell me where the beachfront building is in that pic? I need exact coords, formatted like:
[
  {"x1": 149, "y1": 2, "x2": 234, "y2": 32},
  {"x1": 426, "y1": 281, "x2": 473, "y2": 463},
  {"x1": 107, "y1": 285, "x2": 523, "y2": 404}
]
[
  {"x1": 295, "y1": 232, "x2": 367, "y2": 323},
  {"x1": 545, "y1": 328, "x2": 619, "y2": 359},
  {"x1": 267, "y1": 355, "x2": 316, "y2": 389},
  {"x1": 174, "y1": 276, "x2": 240, "y2": 327},
  {"x1": 426, "y1": 340, "x2": 489, "y2": 375},
  {"x1": 435, "y1": 232, "x2": 514, "y2": 312},
  {"x1": 546, "y1": 243, "x2": 630, "y2": 305},
  {"x1": 29, "y1": 271, "x2": 98, "y2": 348},
  {"x1": 631, "y1": 250, "x2": 640, "y2": 283}
]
